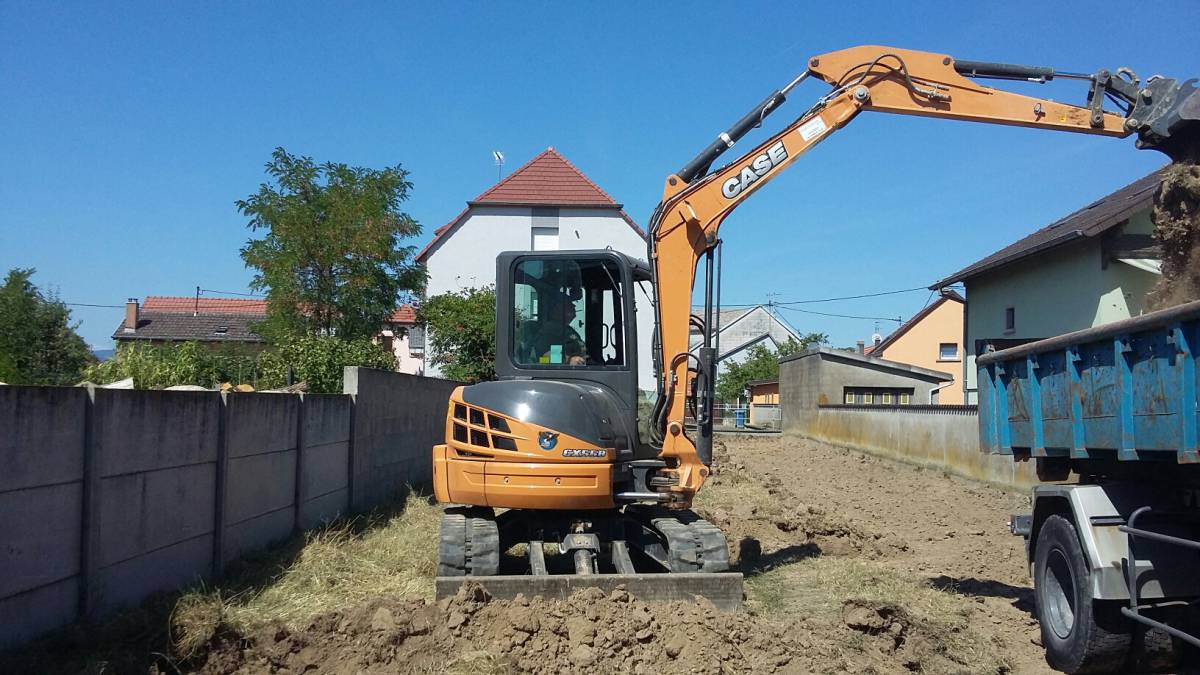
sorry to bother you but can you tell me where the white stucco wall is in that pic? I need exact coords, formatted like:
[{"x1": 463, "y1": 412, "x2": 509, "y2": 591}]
[
  {"x1": 962, "y1": 213, "x2": 1159, "y2": 402},
  {"x1": 422, "y1": 205, "x2": 654, "y2": 388},
  {"x1": 379, "y1": 327, "x2": 424, "y2": 375}
]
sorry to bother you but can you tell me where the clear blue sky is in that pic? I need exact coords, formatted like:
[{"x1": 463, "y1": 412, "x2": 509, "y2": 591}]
[{"x1": 2, "y1": 2, "x2": 1195, "y2": 349}]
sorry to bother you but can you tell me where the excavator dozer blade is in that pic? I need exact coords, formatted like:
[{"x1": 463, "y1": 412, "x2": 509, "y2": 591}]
[{"x1": 435, "y1": 572, "x2": 745, "y2": 612}]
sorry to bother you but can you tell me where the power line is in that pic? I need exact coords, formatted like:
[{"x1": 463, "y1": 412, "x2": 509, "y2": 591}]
[
  {"x1": 776, "y1": 285, "x2": 929, "y2": 305},
  {"x1": 65, "y1": 302, "x2": 124, "y2": 308},
  {"x1": 721, "y1": 283, "x2": 962, "y2": 308},
  {"x1": 776, "y1": 305, "x2": 903, "y2": 322},
  {"x1": 199, "y1": 288, "x2": 265, "y2": 298}
]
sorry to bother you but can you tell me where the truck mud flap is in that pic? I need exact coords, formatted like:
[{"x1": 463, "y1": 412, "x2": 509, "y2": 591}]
[{"x1": 435, "y1": 572, "x2": 744, "y2": 613}]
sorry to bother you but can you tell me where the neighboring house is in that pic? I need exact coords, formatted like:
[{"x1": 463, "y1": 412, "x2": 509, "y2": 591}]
[
  {"x1": 688, "y1": 305, "x2": 802, "y2": 379},
  {"x1": 867, "y1": 291, "x2": 966, "y2": 404},
  {"x1": 416, "y1": 148, "x2": 652, "y2": 387},
  {"x1": 378, "y1": 305, "x2": 426, "y2": 375},
  {"x1": 931, "y1": 167, "x2": 1164, "y2": 403},
  {"x1": 113, "y1": 296, "x2": 424, "y2": 374},
  {"x1": 746, "y1": 378, "x2": 780, "y2": 428},
  {"x1": 780, "y1": 347, "x2": 955, "y2": 419},
  {"x1": 113, "y1": 297, "x2": 267, "y2": 348}
]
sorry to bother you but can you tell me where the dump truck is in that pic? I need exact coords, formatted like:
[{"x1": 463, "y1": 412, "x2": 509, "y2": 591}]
[{"x1": 982, "y1": 299, "x2": 1200, "y2": 673}]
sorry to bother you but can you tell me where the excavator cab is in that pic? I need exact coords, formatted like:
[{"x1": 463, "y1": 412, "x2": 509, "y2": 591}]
[
  {"x1": 497, "y1": 250, "x2": 644, "y2": 420},
  {"x1": 431, "y1": 249, "x2": 660, "y2": 513}
]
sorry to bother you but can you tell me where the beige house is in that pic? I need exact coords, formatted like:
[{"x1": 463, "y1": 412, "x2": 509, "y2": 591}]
[
  {"x1": 869, "y1": 291, "x2": 966, "y2": 404},
  {"x1": 932, "y1": 168, "x2": 1163, "y2": 403}
]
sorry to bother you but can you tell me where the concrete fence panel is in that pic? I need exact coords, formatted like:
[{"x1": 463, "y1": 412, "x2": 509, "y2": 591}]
[
  {"x1": 297, "y1": 394, "x2": 351, "y2": 529},
  {"x1": 344, "y1": 368, "x2": 460, "y2": 510},
  {"x1": 221, "y1": 393, "x2": 300, "y2": 564},
  {"x1": 0, "y1": 371, "x2": 458, "y2": 649},
  {"x1": 0, "y1": 386, "x2": 88, "y2": 648},
  {"x1": 90, "y1": 389, "x2": 221, "y2": 615}
]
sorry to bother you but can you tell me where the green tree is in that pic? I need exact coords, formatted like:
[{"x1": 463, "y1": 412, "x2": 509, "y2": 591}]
[
  {"x1": 419, "y1": 286, "x2": 496, "y2": 382},
  {"x1": 0, "y1": 268, "x2": 94, "y2": 385},
  {"x1": 715, "y1": 333, "x2": 827, "y2": 403},
  {"x1": 238, "y1": 148, "x2": 426, "y2": 341}
]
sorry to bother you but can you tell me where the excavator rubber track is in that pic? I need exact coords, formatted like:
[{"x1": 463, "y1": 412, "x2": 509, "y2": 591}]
[{"x1": 434, "y1": 506, "x2": 744, "y2": 612}]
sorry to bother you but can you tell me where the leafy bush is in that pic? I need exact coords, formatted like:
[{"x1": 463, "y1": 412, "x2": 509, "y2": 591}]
[
  {"x1": 258, "y1": 335, "x2": 396, "y2": 393},
  {"x1": 84, "y1": 336, "x2": 395, "y2": 393},
  {"x1": 418, "y1": 286, "x2": 496, "y2": 382},
  {"x1": 83, "y1": 342, "x2": 260, "y2": 390}
]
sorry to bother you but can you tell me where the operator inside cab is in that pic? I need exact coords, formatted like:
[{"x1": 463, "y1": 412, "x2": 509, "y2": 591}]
[{"x1": 512, "y1": 258, "x2": 626, "y2": 368}]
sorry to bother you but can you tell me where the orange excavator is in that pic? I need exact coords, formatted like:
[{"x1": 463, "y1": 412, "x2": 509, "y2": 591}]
[{"x1": 431, "y1": 46, "x2": 1198, "y2": 581}]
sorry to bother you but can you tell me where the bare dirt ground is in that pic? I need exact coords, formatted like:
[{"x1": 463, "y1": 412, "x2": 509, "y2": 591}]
[
  {"x1": 188, "y1": 434, "x2": 1044, "y2": 674},
  {"x1": 3, "y1": 433, "x2": 1049, "y2": 674},
  {"x1": 703, "y1": 433, "x2": 1046, "y2": 674}
]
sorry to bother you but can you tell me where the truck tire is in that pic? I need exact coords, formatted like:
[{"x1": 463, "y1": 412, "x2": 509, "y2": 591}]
[{"x1": 1034, "y1": 515, "x2": 1131, "y2": 673}]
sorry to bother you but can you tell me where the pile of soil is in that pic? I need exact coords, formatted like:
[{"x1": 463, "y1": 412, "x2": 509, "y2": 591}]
[
  {"x1": 195, "y1": 583, "x2": 817, "y2": 674},
  {"x1": 1148, "y1": 155, "x2": 1200, "y2": 309}
]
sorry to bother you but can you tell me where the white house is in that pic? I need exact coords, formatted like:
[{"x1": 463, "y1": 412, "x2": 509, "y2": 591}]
[
  {"x1": 416, "y1": 148, "x2": 653, "y2": 387},
  {"x1": 688, "y1": 305, "x2": 803, "y2": 378}
]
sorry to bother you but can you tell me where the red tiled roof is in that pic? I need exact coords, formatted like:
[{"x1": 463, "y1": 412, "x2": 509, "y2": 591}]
[
  {"x1": 473, "y1": 148, "x2": 620, "y2": 206},
  {"x1": 143, "y1": 296, "x2": 268, "y2": 315},
  {"x1": 139, "y1": 296, "x2": 416, "y2": 324},
  {"x1": 389, "y1": 305, "x2": 417, "y2": 323},
  {"x1": 416, "y1": 148, "x2": 645, "y2": 263}
]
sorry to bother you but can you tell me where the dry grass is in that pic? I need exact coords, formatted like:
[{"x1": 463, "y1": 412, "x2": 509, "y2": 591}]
[
  {"x1": 747, "y1": 559, "x2": 1008, "y2": 673},
  {"x1": 171, "y1": 490, "x2": 441, "y2": 652}
]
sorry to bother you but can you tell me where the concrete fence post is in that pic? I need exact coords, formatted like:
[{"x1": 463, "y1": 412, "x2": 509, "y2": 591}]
[
  {"x1": 80, "y1": 384, "x2": 98, "y2": 620},
  {"x1": 211, "y1": 391, "x2": 229, "y2": 577},
  {"x1": 293, "y1": 393, "x2": 306, "y2": 534},
  {"x1": 343, "y1": 366, "x2": 360, "y2": 511}
]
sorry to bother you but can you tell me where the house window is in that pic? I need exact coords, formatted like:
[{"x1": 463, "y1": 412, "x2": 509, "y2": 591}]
[
  {"x1": 938, "y1": 343, "x2": 958, "y2": 361},
  {"x1": 843, "y1": 387, "x2": 915, "y2": 405},
  {"x1": 532, "y1": 226, "x2": 559, "y2": 251},
  {"x1": 1004, "y1": 307, "x2": 1016, "y2": 333}
]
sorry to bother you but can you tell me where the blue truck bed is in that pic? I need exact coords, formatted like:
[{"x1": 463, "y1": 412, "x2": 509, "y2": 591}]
[{"x1": 978, "y1": 300, "x2": 1200, "y2": 463}]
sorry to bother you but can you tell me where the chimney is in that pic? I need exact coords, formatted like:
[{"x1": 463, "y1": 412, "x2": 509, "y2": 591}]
[
  {"x1": 124, "y1": 299, "x2": 139, "y2": 332},
  {"x1": 856, "y1": 340, "x2": 865, "y2": 355},
  {"x1": 874, "y1": 335, "x2": 882, "y2": 349}
]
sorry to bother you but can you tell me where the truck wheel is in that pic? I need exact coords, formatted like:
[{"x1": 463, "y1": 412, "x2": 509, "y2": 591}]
[
  {"x1": 437, "y1": 507, "x2": 499, "y2": 577},
  {"x1": 1034, "y1": 514, "x2": 1131, "y2": 673}
]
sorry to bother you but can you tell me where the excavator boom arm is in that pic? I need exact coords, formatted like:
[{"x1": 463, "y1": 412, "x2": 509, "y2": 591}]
[{"x1": 647, "y1": 45, "x2": 1199, "y2": 506}]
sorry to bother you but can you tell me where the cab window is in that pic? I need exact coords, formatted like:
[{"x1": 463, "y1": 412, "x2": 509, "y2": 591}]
[{"x1": 512, "y1": 258, "x2": 625, "y2": 368}]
